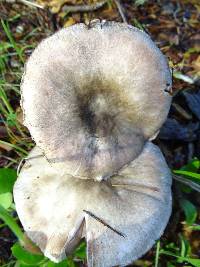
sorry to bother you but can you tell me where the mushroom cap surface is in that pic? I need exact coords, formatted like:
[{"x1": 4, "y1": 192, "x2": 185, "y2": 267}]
[
  {"x1": 21, "y1": 21, "x2": 172, "y2": 180},
  {"x1": 14, "y1": 142, "x2": 172, "y2": 266}
]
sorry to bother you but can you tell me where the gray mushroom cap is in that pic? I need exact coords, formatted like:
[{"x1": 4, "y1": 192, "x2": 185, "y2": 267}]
[
  {"x1": 14, "y1": 142, "x2": 172, "y2": 266},
  {"x1": 21, "y1": 20, "x2": 172, "y2": 180}
]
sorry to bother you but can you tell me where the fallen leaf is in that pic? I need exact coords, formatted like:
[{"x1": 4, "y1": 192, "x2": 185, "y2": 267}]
[{"x1": 64, "y1": 16, "x2": 76, "y2": 27}]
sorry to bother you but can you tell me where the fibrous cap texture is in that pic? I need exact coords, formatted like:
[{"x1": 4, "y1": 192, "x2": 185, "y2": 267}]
[{"x1": 21, "y1": 20, "x2": 172, "y2": 180}]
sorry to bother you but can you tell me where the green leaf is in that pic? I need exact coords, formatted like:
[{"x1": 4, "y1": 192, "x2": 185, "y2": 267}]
[
  {"x1": 165, "y1": 242, "x2": 179, "y2": 252},
  {"x1": 167, "y1": 263, "x2": 176, "y2": 267},
  {"x1": 0, "y1": 168, "x2": 17, "y2": 194},
  {"x1": 174, "y1": 170, "x2": 200, "y2": 181},
  {"x1": 7, "y1": 112, "x2": 17, "y2": 126},
  {"x1": 154, "y1": 240, "x2": 160, "y2": 267},
  {"x1": 0, "y1": 192, "x2": 13, "y2": 209},
  {"x1": 15, "y1": 260, "x2": 34, "y2": 267},
  {"x1": 189, "y1": 224, "x2": 200, "y2": 231},
  {"x1": 180, "y1": 199, "x2": 197, "y2": 225},
  {"x1": 46, "y1": 259, "x2": 72, "y2": 267},
  {"x1": 12, "y1": 243, "x2": 44, "y2": 265},
  {"x1": 0, "y1": 205, "x2": 24, "y2": 243},
  {"x1": 160, "y1": 251, "x2": 200, "y2": 267},
  {"x1": 179, "y1": 235, "x2": 191, "y2": 258},
  {"x1": 74, "y1": 241, "x2": 86, "y2": 259},
  {"x1": 181, "y1": 159, "x2": 200, "y2": 172},
  {"x1": 188, "y1": 259, "x2": 200, "y2": 267}
]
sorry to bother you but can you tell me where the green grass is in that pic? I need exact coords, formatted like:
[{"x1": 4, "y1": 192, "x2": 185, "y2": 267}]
[{"x1": 1, "y1": 20, "x2": 24, "y2": 64}]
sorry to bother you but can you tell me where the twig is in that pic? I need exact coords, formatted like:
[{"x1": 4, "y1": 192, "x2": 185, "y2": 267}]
[
  {"x1": 62, "y1": 0, "x2": 107, "y2": 13},
  {"x1": 5, "y1": 0, "x2": 44, "y2": 9},
  {"x1": 173, "y1": 174, "x2": 200, "y2": 193},
  {"x1": 83, "y1": 209, "x2": 125, "y2": 238},
  {"x1": 19, "y1": 0, "x2": 44, "y2": 8},
  {"x1": 172, "y1": 103, "x2": 192, "y2": 120},
  {"x1": 114, "y1": 0, "x2": 127, "y2": 23}
]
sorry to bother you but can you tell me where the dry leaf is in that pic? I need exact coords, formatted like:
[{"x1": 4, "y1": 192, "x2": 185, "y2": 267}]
[{"x1": 64, "y1": 17, "x2": 76, "y2": 27}]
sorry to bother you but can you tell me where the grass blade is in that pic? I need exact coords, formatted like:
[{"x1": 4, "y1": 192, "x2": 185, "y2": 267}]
[
  {"x1": 0, "y1": 205, "x2": 24, "y2": 244},
  {"x1": 1, "y1": 20, "x2": 24, "y2": 63}
]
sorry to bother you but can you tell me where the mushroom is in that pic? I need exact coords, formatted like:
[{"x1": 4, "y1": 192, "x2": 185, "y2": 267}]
[
  {"x1": 14, "y1": 142, "x2": 171, "y2": 266},
  {"x1": 14, "y1": 20, "x2": 172, "y2": 266}
]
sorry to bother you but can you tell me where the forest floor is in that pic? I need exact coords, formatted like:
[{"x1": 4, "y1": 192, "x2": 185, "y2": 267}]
[{"x1": 0, "y1": 0, "x2": 200, "y2": 266}]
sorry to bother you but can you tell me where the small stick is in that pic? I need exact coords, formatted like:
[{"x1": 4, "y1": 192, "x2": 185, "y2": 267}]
[
  {"x1": 19, "y1": 0, "x2": 44, "y2": 8},
  {"x1": 5, "y1": 0, "x2": 44, "y2": 9},
  {"x1": 172, "y1": 103, "x2": 192, "y2": 120},
  {"x1": 62, "y1": 0, "x2": 107, "y2": 13},
  {"x1": 83, "y1": 209, "x2": 125, "y2": 238},
  {"x1": 114, "y1": 0, "x2": 128, "y2": 24},
  {"x1": 173, "y1": 174, "x2": 200, "y2": 193}
]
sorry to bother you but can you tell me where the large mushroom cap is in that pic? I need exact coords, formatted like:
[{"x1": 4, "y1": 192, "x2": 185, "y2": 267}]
[
  {"x1": 14, "y1": 142, "x2": 171, "y2": 266},
  {"x1": 21, "y1": 20, "x2": 172, "y2": 180}
]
